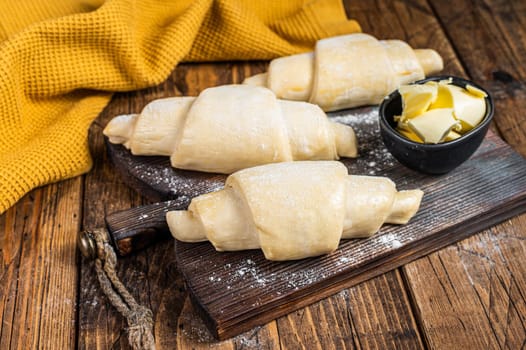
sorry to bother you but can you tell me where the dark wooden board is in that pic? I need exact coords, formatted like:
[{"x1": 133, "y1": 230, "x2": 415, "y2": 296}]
[{"x1": 106, "y1": 106, "x2": 526, "y2": 340}]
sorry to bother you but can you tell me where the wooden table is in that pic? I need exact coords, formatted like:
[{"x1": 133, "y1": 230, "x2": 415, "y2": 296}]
[{"x1": 1, "y1": 0, "x2": 525, "y2": 348}]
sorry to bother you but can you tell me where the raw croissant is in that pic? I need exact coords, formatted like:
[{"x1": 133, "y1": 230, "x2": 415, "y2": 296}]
[
  {"x1": 166, "y1": 161, "x2": 423, "y2": 261},
  {"x1": 243, "y1": 33, "x2": 444, "y2": 112},
  {"x1": 103, "y1": 85, "x2": 358, "y2": 174}
]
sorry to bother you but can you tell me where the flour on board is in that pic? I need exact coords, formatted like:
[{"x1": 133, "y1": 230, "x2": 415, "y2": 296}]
[{"x1": 329, "y1": 107, "x2": 395, "y2": 175}]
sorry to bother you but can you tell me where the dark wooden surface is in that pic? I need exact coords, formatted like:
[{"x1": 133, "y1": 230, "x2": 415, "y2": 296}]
[
  {"x1": 176, "y1": 131, "x2": 526, "y2": 340},
  {"x1": 1, "y1": 0, "x2": 526, "y2": 349},
  {"x1": 104, "y1": 199, "x2": 187, "y2": 256},
  {"x1": 106, "y1": 111, "x2": 526, "y2": 340}
]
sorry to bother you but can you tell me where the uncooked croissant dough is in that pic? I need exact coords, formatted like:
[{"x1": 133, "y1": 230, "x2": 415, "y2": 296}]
[
  {"x1": 103, "y1": 85, "x2": 358, "y2": 174},
  {"x1": 243, "y1": 33, "x2": 444, "y2": 111},
  {"x1": 166, "y1": 161, "x2": 423, "y2": 261}
]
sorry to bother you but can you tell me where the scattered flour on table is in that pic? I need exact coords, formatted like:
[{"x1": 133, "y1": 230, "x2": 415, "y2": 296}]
[
  {"x1": 179, "y1": 307, "x2": 264, "y2": 347},
  {"x1": 329, "y1": 107, "x2": 395, "y2": 175},
  {"x1": 125, "y1": 108, "x2": 402, "y2": 341},
  {"x1": 379, "y1": 233, "x2": 403, "y2": 249},
  {"x1": 220, "y1": 258, "x2": 332, "y2": 292},
  {"x1": 205, "y1": 250, "x2": 362, "y2": 298},
  {"x1": 177, "y1": 307, "x2": 216, "y2": 344},
  {"x1": 335, "y1": 250, "x2": 358, "y2": 266},
  {"x1": 123, "y1": 154, "x2": 224, "y2": 198},
  {"x1": 146, "y1": 166, "x2": 224, "y2": 195}
]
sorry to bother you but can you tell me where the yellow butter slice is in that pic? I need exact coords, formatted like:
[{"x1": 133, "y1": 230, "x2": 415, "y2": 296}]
[
  {"x1": 408, "y1": 108, "x2": 459, "y2": 144},
  {"x1": 395, "y1": 80, "x2": 487, "y2": 144},
  {"x1": 466, "y1": 84, "x2": 487, "y2": 99},
  {"x1": 444, "y1": 130, "x2": 462, "y2": 141},
  {"x1": 396, "y1": 117, "x2": 410, "y2": 130},
  {"x1": 397, "y1": 127, "x2": 423, "y2": 143},
  {"x1": 429, "y1": 82, "x2": 454, "y2": 110},
  {"x1": 447, "y1": 85, "x2": 486, "y2": 132},
  {"x1": 399, "y1": 84, "x2": 438, "y2": 119}
]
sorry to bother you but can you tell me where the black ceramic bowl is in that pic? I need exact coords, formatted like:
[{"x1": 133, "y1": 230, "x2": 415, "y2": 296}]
[{"x1": 379, "y1": 76, "x2": 494, "y2": 174}]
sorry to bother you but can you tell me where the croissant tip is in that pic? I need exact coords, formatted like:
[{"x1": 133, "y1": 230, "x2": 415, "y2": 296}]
[
  {"x1": 103, "y1": 114, "x2": 139, "y2": 145},
  {"x1": 415, "y1": 49, "x2": 444, "y2": 76}
]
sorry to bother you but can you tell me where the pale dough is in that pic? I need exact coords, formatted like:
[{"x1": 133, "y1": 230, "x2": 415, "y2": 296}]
[
  {"x1": 166, "y1": 161, "x2": 424, "y2": 261},
  {"x1": 103, "y1": 85, "x2": 358, "y2": 174},
  {"x1": 243, "y1": 33, "x2": 443, "y2": 111}
]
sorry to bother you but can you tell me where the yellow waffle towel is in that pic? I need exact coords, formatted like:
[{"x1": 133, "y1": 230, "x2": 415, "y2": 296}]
[{"x1": 0, "y1": 0, "x2": 360, "y2": 214}]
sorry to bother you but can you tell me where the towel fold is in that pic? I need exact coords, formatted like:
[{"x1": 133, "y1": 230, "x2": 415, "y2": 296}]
[{"x1": 0, "y1": 0, "x2": 360, "y2": 214}]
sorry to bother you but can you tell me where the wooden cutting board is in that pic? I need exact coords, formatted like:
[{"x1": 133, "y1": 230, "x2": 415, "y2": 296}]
[{"x1": 106, "y1": 106, "x2": 526, "y2": 340}]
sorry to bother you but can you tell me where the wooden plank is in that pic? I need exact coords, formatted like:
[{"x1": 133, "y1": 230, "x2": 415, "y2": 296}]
[
  {"x1": 428, "y1": 0, "x2": 526, "y2": 156},
  {"x1": 104, "y1": 79, "x2": 526, "y2": 341},
  {"x1": 344, "y1": 271, "x2": 424, "y2": 349},
  {"x1": 92, "y1": 0, "x2": 526, "y2": 344},
  {"x1": 78, "y1": 92, "x2": 151, "y2": 349},
  {"x1": 344, "y1": 0, "x2": 465, "y2": 77},
  {"x1": 399, "y1": 0, "x2": 526, "y2": 349},
  {"x1": 81, "y1": 58, "x2": 428, "y2": 347},
  {"x1": 35, "y1": 180, "x2": 81, "y2": 349},
  {"x1": 403, "y1": 217, "x2": 526, "y2": 348},
  {"x1": 276, "y1": 271, "x2": 424, "y2": 349},
  {"x1": 78, "y1": 63, "x2": 244, "y2": 350},
  {"x1": 174, "y1": 270, "x2": 424, "y2": 349},
  {"x1": 105, "y1": 126, "x2": 522, "y2": 344},
  {"x1": 0, "y1": 192, "x2": 41, "y2": 350},
  {"x1": 172, "y1": 130, "x2": 526, "y2": 340},
  {"x1": 0, "y1": 178, "x2": 81, "y2": 349}
]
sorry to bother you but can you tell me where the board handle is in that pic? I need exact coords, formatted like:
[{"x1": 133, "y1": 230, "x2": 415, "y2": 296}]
[{"x1": 78, "y1": 198, "x2": 190, "y2": 258}]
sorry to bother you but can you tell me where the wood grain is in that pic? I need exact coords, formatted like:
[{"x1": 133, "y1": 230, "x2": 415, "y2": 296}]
[
  {"x1": 81, "y1": 60, "x2": 432, "y2": 348},
  {"x1": 344, "y1": 271, "x2": 424, "y2": 349},
  {"x1": 398, "y1": 0, "x2": 526, "y2": 348},
  {"x1": 104, "y1": 85, "x2": 526, "y2": 341},
  {"x1": 174, "y1": 265, "x2": 424, "y2": 349},
  {"x1": 1, "y1": 0, "x2": 524, "y2": 349},
  {"x1": 88, "y1": 0, "x2": 524, "y2": 346},
  {"x1": 97, "y1": 0, "x2": 523, "y2": 342},
  {"x1": 0, "y1": 178, "x2": 81, "y2": 349},
  {"x1": 104, "y1": 199, "x2": 189, "y2": 256},
  {"x1": 0, "y1": 192, "x2": 42, "y2": 350},
  {"x1": 429, "y1": 0, "x2": 526, "y2": 157},
  {"x1": 78, "y1": 93, "x2": 149, "y2": 349},
  {"x1": 403, "y1": 219, "x2": 526, "y2": 349},
  {"x1": 173, "y1": 128, "x2": 526, "y2": 340}
]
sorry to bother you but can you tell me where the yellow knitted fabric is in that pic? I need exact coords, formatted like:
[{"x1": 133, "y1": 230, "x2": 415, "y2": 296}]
[{"x1": 0, "y1": 0, "x2": 360, "y2": 214}]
